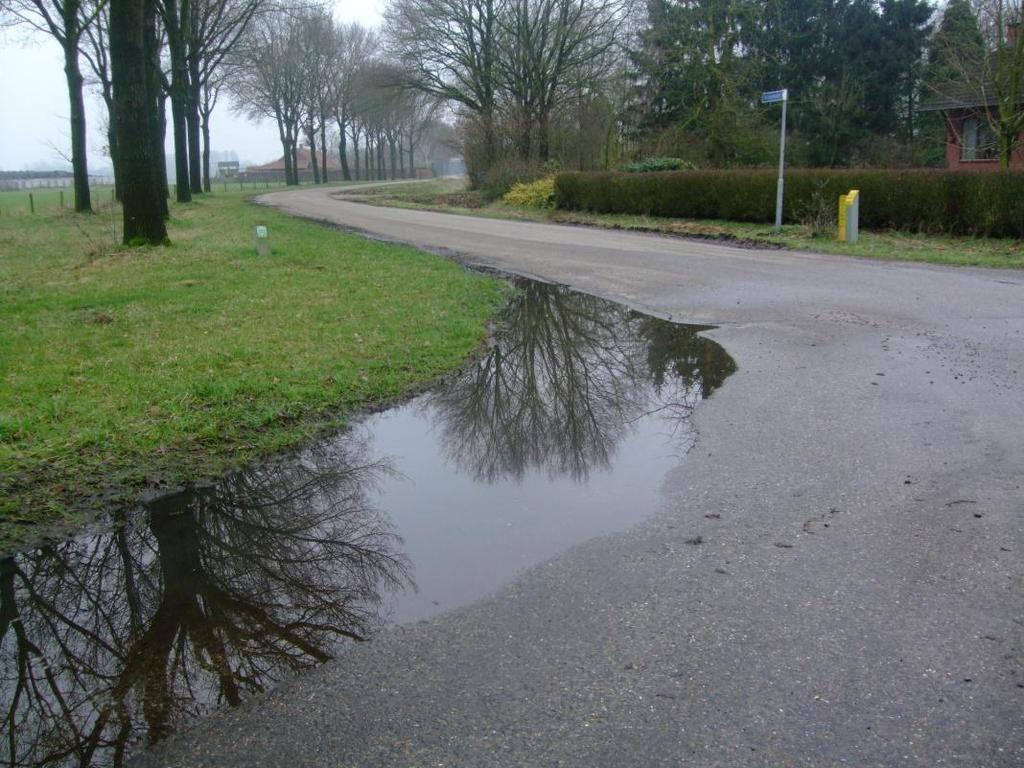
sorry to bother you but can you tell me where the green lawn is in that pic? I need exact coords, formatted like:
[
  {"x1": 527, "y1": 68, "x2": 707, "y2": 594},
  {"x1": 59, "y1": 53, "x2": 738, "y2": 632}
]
[
  {"x1": 0, "y1": 188, "x2": 505, "y2": 551},
  {"x1": 0, "y1": 180, "x2": 299, "y2": 216},
  {"x1": 0, "y1": 186, "x2": 117, "y2": 216},
  {"x1": 346, "y1": 178, "x2": 1024, "y2": 270}
]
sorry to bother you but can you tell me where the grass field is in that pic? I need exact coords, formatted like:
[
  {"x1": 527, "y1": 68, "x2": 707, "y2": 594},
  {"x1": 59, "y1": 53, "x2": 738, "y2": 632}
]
[
  {"x1": 0, "y1": 187, "x2": 505, "y2": 552},
  {"x1": 0, "y1": 180, "x2": 301, "y2": 216},
  {"x1": 344, "y1": 178, "x2": 1024, "y2": 270}
]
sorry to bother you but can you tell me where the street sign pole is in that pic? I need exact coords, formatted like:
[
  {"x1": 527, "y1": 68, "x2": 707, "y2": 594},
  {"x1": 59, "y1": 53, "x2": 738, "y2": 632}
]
[
  {"x1": 762, "y1": 88, "x2": 789, "y2": 231},
  {"x1": 774, "y1": 89, "x2": 788, "y2": 231}
]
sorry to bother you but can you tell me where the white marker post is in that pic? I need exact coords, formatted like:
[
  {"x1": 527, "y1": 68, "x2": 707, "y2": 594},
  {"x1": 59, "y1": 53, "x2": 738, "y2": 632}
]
[
  {"x1": 761, "y1": 88, "x2": 789, "y2": 231},
  {"x1": 255, "y1": 225, "x2": 270, "y2": 256}
]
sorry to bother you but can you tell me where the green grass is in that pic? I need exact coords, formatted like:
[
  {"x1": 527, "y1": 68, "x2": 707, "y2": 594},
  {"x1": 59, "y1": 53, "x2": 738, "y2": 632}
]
[
  {"x1": 0, "y1": 188, "x2": 505, "y2": 552},
  {"x1": 0, "y1": 181, "x2": 301, "y2": 216},
  {"x1": 346, "y1": 178, "x2": 1024, "y2": 269},
  {"x1": 0, "y1": 186, "x2": 117, "y2": 216}
]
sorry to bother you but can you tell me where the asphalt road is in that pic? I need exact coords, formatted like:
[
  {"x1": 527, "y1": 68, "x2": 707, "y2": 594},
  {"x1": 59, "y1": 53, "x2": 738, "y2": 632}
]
[{"x1": 136, "y1": 186, "x2": 1023, "y2": 767}]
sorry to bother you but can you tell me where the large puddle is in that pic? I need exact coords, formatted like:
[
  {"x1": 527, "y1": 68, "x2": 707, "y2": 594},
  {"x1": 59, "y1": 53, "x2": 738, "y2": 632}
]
[{"x1": 0, "y1": 279, "x2": 734, "y2": 766}]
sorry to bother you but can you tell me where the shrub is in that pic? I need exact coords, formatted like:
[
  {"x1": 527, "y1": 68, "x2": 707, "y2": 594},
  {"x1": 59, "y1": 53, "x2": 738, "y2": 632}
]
[
  {"x1": 503, "y1": 177, "x2": 556, "y2": 208},
  {"x1": 798, "y1": 180, "x2": 838, "y2": 237},
  {"x1": 554, "y1": 169, "x2": 1024, "y2": 237},
  {"x1": 480, "y1": 158, "x2": 546, "y2": 200},
  {"x1": 624, "y1": 157, "x2": 694, "y2": 173}
]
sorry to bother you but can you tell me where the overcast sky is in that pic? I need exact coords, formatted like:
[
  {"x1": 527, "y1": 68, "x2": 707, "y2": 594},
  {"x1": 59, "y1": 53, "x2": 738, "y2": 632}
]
[{"x1": 0, "y1": 0, "x2": 385, "y2": 172}]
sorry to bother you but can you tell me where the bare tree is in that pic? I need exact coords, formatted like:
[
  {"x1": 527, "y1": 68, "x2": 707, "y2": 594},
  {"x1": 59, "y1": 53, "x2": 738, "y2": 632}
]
[
  {"x1": 80, "y1": 0, "x2": 119, "y2": 197},
  {"x1": 199, "y1": 63, "x2": 226, "y2": 189},
  {"x1": 296, "y1": 4, "x2": 336, "y2": 184},
  {"x1": 186, "y1": 0, "x2": 266, "y2": 191},
  {"x1": 928, "y1": 0, "x2": 1023, "y2": 170},
  {"x1": 4, "y1": 0, "x2": 107, "y2": 212},
  {"x1": 976, "y1": 1, "x2": 1024, "y2": 169},
  {"x1": 497, "y1": 0, "x2": 623, "y2": 161},
  {"x1": 329, "y1": 21, "x2": 377, "y2": 181},
  {"x1": 402, "y1": 90, "x2": 442, "y2": 176},
  {"x1": 157, "y1": 0, "x2": 193, "y2": 201},
  {"x1": 385, "y1": 0, "x2": 504, "y2": 165},
  {"x1": 228, "y1": 3, "x2": 309, "y2": 185},
  {"x1": 109, "y1": 0, "x2": 168, "y2": 243}
]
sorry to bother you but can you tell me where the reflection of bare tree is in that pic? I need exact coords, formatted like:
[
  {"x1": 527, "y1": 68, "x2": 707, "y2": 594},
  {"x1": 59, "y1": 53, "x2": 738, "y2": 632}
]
[
  {"x1": 428, "y1": 280, "x2": 735, "y2": 483},
  {"x1": 638, "y1": 316, "x2": 736, "y2": 400},
  {"x1": 0, "y1": 437, "x2": 409, "y2": 767}
]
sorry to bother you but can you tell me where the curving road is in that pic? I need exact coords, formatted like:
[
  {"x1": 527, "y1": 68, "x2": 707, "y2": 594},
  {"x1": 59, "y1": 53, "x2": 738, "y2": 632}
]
[{"x1": 137, "y1": 185, "x2": 1023, "y2": 767}]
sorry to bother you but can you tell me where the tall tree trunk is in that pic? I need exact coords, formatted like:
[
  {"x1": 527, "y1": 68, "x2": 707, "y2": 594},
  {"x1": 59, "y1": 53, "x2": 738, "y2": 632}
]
[
  {"x1": 351, "y1": 127, "x2": 360, "y2": 181},
  {"x1": 364, "y1": 141, "x2": 371, "y2": 180},
  {"x1": 63, "y1": 40, "x2": 92, "y2": 212},
  {"x1": 408, "y1": 139, "x2": 414, "y2": 179},
  {"x1": 165, "y1": 0, "x2": 191, "y2": 203},
  {"x1": 110, "y1": 0, "x2": 167, "y2": 244},
  {"x1": 201, "y1": 108, "x2": 212, "y2": 192},
  {"x1": 107, "y1": 119, "x2": 122, "y2": 201},
  {"x1": 149, "y1": 5, "x2": 169, "y2": 220},
  {"x1": 389, "y1": 139, "x2": 397, "y2": 180},
  {"x1": 517, "y1": 121, "x2": 532, "y2": 162},
  {"x1": 337, "y1": 119, "x2": 351, "y2": 181},
  {"x1": 398, "y1": 139, "x2": 406, "y2": 179},
  {"x1": 537, "y1": 110, "x2": 551, "y2": 163},
  {"x1": 320, "y1": 122, "x2": 328, "y2": 183},
  {"x1": 169, "y1": 97, "x2": 190, "y2": 201},
  {"x1": 186, "y1": 65, "x2": 202, "y2": 193},
  {"x1": 279, "y1": 121, "x2": 293, "y2": 187},
  {"x1": 291, "y1": 141, "x2": 299, "y2": 185},
  {"x1": 155, "y1": 94, "x2": 169, "y2": 217},
  {"x1": 307, "y1": 128, "x2": 320, "y2": 184}
]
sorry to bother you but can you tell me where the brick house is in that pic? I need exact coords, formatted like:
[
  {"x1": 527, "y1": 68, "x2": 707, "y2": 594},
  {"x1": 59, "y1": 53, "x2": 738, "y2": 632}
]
[{"x1": 919, "y1": 87, "x2": 1024, "y2": 172}]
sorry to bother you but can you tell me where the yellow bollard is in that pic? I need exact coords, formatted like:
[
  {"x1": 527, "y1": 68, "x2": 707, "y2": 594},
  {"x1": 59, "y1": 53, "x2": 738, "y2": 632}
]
[{"x1": 837, "y1": 189, "x2": 860, "y2": 243}]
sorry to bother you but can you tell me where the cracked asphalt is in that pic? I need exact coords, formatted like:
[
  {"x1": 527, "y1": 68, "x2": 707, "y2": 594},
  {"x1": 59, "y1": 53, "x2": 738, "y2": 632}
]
[{"x1": 133, "y1": 186, "x2": 1024, "y2": 767}]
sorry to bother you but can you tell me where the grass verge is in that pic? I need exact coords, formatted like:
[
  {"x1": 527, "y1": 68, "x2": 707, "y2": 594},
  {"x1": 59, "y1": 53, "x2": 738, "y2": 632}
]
[
  {"x1": 0, "y1": 188, "x2": 505, "y2": 552},
  {"x1": 343, "y1": 179, "x2": 1024, "y2": 270}
]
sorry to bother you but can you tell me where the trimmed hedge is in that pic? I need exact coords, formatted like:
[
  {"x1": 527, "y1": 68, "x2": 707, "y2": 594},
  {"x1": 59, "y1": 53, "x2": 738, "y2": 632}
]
[
  {"x1": 624, "y1": 157, "x2": 694, "y2": 173},
  {"x1": 554, "y1": 169, "x2": 1024, "y2": 237}
]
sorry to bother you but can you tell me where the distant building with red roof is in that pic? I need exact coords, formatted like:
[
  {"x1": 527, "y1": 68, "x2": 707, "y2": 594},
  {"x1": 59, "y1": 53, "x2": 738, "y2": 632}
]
[{"x1": 242, "y1": 147, "x2": 344, "y2": 182}]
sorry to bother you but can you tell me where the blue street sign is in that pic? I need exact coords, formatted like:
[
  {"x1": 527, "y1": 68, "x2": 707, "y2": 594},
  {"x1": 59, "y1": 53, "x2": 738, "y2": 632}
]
[{"x1": 761, "y1": 89, "x2": 788, "y2": 104}]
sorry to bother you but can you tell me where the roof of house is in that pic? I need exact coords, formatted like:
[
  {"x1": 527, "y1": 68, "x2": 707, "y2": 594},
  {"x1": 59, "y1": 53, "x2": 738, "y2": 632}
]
[
  {"x1": 919, "y1": 81, "x2": 1024, "y2": 112},
  {"x1": 247, "y1": 147, "x2": 342, "y2": 171}
]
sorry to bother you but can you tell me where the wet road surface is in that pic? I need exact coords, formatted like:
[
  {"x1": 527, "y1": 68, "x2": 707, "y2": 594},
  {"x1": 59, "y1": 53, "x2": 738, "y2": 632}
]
[{"x1": 135, "y1": 186, "x2": 1023, "y2": 767}]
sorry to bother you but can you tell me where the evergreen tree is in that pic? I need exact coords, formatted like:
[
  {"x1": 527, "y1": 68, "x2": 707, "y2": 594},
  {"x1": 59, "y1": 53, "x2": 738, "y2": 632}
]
[{"x1": 926, "y1": 0, "x2": 985, "y2": 86}]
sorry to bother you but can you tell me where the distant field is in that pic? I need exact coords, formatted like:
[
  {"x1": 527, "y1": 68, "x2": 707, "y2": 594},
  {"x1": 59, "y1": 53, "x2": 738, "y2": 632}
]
[
  {"x1": 0, "y1": 186, "x2": 116, "y2": 215},
  {"x1": 0, "y1": 180, "x2": 298, "y2": 216}
]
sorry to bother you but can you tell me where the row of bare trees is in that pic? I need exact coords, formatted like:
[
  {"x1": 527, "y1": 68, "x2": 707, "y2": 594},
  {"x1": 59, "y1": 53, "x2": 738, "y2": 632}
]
[
  {"x1": 384, "y1": 0, "x2": 628, "y2": 178},
  {"x1": 227, "y1": 3, "x2": 445, "y2": 186},
  {"x1": 0, "y1": 0, "x2": 631, "y2": 235},
  {"x1": 2, "y1": 0, "x2": 265, "y2": 220}
]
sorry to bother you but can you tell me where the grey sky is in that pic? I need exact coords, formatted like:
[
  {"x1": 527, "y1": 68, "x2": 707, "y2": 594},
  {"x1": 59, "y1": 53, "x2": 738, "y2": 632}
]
[{"x1": 0, "y1": 0, "x2": 384, "y2": 172}]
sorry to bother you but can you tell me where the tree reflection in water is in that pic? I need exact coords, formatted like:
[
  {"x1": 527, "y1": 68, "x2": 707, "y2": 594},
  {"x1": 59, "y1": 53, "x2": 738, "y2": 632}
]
[
  {"x1": 0, "y1": 279, "x2": 736, "y2": 766},
  {"x1": 426, "y1": 280, "x2": 735, "y2": 483},
  {"x1": 0, "y1": 438, "x2": 409, "y2": 767}
]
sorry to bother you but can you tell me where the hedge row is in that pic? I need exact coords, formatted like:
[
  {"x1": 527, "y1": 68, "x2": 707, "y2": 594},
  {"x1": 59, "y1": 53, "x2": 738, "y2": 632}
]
[{"x1": 554, "y1": 169, "x2": 1024, "y2": 237}]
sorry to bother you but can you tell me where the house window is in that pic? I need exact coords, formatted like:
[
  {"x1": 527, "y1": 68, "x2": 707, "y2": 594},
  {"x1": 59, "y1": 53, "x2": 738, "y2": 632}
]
[{"x1": 962, "y1": 116, "x2": 998, "y2": 161}]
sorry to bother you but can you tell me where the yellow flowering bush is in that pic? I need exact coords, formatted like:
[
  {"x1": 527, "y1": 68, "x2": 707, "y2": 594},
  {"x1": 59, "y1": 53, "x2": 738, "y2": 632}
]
[{"x1": 503, "y1": 176, "x2": 556, "y2": 208}]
